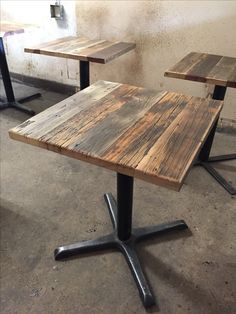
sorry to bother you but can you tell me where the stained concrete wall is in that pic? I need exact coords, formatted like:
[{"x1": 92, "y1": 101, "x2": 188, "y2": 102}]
[
  {"x1": 75, "y1": 1, "x2": 236, "y2": 122},
  {"x1": 1, "y1": 1, "x2": 236, "y2": 122},
  {"x1": 1, "y1": 0, "x2": 77, "y2": 85}
]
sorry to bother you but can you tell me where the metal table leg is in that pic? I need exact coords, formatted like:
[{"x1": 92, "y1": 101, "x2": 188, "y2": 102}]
[
  {"x1": 54, "y1": 173, "x2": 188, "y2": 308},
  {"x1": 79, "y1": 60, "x2": 90, "y2": 90},
  {"x1": 0, "y1": 37, "x2": 41, "y2": 115},
  {"x1": 197, "y1": 85, "x2": 236, "y2": 195}
]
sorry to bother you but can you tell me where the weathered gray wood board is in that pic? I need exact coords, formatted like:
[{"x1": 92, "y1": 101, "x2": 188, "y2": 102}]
[
  {"x1": 25, "y1": 36, "x2": 136, "y2": 64},
  {"x1": 165, "y1": 52, "x2": 236, "y2": 88},
  {"x1": 9, "y1": 80, "x2": 223, "y2": 191}
]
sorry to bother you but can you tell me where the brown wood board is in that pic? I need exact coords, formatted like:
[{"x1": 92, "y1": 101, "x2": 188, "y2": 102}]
[
  {"x1": 0, "y1": 21, "x2": 25, "y2": 37},
  {"x1": 9, "y1": 80, "x2": 223, "y2": 191},
  {"x1": 165, "y1": 52, "x2": 236, "y2": 88},
  {"x1": 24, "y1": 36, "x2": 136, "y2": 64}
]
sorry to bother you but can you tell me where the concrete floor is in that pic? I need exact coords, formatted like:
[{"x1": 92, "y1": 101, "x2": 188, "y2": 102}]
[{"x1": 0, "y1": 81, "x2": 236, "y2": 314}]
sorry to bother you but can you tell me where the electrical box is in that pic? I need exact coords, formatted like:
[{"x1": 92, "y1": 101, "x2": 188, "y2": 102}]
[{"x1": 50, "y1": 1, "x2": 63, "y2": 20}]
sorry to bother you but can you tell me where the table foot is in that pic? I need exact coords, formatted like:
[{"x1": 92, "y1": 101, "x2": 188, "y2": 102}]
[
  {"x1": 0, "y1": 93, "x2": 41, "y2": 115},
  {"x1": 133, "y1": 220, "x2": 188, "y2": 242},
  {"x1": 200, "y1": 162, "x2": 236, "y2": 195},
  {"x1": 118, "y1": 242, "x2": 155, "y2": 308},
  {"x1": 11, "y1": 101, "x2": 36, "y2": 115},
  {"x1": 208, "y1": 154, "x2": 236, "y2": 162},
  {"x1": 104, "y1": 193, "x2": 117, "y2": 229},
  {"x1": 0, "y1": 100, "x2": 35, "y2": 115},
  {"x1": 54, "y1": 234, "x2": 115, "y2": 260},
  {"x1": 0, "y1": 101, "x2": 9, "y2": 110},
  {"x1": 18, "y1": 92, "x2": 41, "y2": 104},
  {"x1": 54, "y1": 192, "x2": 188, "y2": 308}
]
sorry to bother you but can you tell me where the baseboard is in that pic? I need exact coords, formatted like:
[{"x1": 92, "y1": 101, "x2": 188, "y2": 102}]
[
  {"x1": 10, "y1": 72, "x2": 78, "y2": 95},
  {"x1": 218, "y1": 117, "x2": 236, "y2": 134}
]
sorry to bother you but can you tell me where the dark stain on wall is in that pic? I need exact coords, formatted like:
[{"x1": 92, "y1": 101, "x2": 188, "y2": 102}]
[
  {"x1": 26, "y1": 60, "x2": 36, "y2": 73},
  {"x1": 76, "y1": 3, "x2": 109, "y2": 39}
]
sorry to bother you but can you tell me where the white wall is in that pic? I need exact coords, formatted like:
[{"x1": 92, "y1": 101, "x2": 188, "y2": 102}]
[
  {"x1": 1, "y1": 0, "x2": 236, "y2": 121},
  {"x1": 75, "y1": 1, "x2": 236, "y2": 121},
  {"x1": 1, "y1": 0, "x2": 78, "y2": 85}
]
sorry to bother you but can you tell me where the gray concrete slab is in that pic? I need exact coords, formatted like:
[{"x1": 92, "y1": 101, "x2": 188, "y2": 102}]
[{"x1": 0, "y1": 82, "x2": 236, "y2": 314}]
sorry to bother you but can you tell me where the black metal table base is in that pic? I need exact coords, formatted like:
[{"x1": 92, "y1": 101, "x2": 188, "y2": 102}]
[
  {"x1": 207, "y1": 154, "x2": 236, "y2": 163},
  {"x1": 55, "y1": 183, "x2": 188, "y2": 308},
  {"x1": 198, "y1": 155, "x2": 236, "y2": 195},
  {"x1": 0, "y1": 93, "x2": 41, "y2": 115},
  {"x1": 80, "y1": 60, "x2": 90, "y2": 90},
  {"x1": 197, "y1": 85, "x2": 236, "y2": 195},
  {"x1": 0, "y1": 36, "x2": 41, "y2": 116}
]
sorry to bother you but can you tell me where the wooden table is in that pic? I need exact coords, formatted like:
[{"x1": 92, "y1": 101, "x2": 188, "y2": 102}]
[
  {"x1": 9, "y1": 80, "x2": 223, "y2": 308},
  {"x1": 165, "y1": 52, "x2": 236, "y2": 195},
  {"x1": 0, "y1": 22, "x2": 41, "y2": 115},
  {"x1": 25, "y1": 36, "x2": 136, "y2": 90}
]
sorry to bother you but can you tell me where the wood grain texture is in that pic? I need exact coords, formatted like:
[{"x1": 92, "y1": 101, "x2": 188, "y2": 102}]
[
  {"x1": 9, "y1": 80, "x2": 223, "y2": 191},
  {"x1": 0, "y1": 21, "x2": 25, "y2": 37},
  {"x1": 165, "y1": 52, "x2": 236, "y2": 88},
  {"x1": 24, "y1": 36, "x2": 136, "y2": 64}
]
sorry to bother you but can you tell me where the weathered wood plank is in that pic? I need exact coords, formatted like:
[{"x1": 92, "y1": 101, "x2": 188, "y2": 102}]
[
  {"x1": 27, "y1": 39, "x2": 108, "y2": 61},
  {"x1": 165, "y1": 52, "x2": 205, "y2": 76},
  {"x1": 25, "y1": 37, "x2": 94, "y2": 61},
  {"x1": 47, "y1": 39, "x2": 99, "y2": 54},
  {"x1": 102, "y1": 92, "x2": 187, "y2": 166},
  {"x1": 77, "y1": 41, "x2": 118, "y2": 62},
  {"x1": 40, "y1": 84, "x2": 137, "y2": 148},
  {"x1": 67, "y1": 90, "x2": 167, "y2": 155},
  {"x1": 206, "y1": 57, "x2": 236, "y2": 86},
  {"x1": 87, "y1": 42, "x2": 136, "y2": 64},
  {"x1": 165, "y1": 52, "x2": 236, "y2": 88},
  {"x1": 185, "y1": 54, "x2": 222, "y2": 82},
  {"x1": 12, "y1": 81, "x2": 121, "y2": 138},
  {"x1": 136, "y1": 97, "x2": 221, "y2": 186},
  {"x1": 24, "y1": 36, "x2": 136, "y2": 64},
  {"x1": 24, "y1": 36, "x2": 79, "y2": 53},
  {"x1": 9, "y1": 81, "x2": 223, "y2": 191}
]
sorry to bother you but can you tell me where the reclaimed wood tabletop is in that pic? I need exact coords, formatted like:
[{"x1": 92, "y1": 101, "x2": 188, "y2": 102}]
[
  {"x1": 165, "y1": 52, "x2": 236, "y2": 88},
  {"x1": 24, "y1": 36, "x2": 136, "y2": 64},
  {"x1": 0, "y1": 21, "x2": 25, "y2": 37},
  {"x1": 9, "y1": 80, "x2": 223, "y2": 191}
]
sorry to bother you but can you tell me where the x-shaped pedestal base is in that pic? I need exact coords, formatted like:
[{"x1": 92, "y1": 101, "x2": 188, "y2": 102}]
[
  {"x1": 0, "y1": 36, "x2": 41, "y2": 116},
  {"x1": 199, "y1": 154, "x2": 236, "y2": 195},
  {"x1": 197, "y1": 85, "x2": 236, "y2": 195},
  {"x1": 54, "y1": 193, "x2": 188, "y2": 308},
  {"x1": 0, "y1": 93, "x2": 41, "y2": 115}
]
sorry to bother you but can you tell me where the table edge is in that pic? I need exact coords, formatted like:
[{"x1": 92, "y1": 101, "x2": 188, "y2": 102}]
[
  {"x1": 8, "y1": 129, "x2": 181, "y2": 191},
  {"x1": 164, "y1": 70, "x2": 236, "y2": 88},
  {"x1": 24, "y1": 42, "x2": 136, "y2": 64}
]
